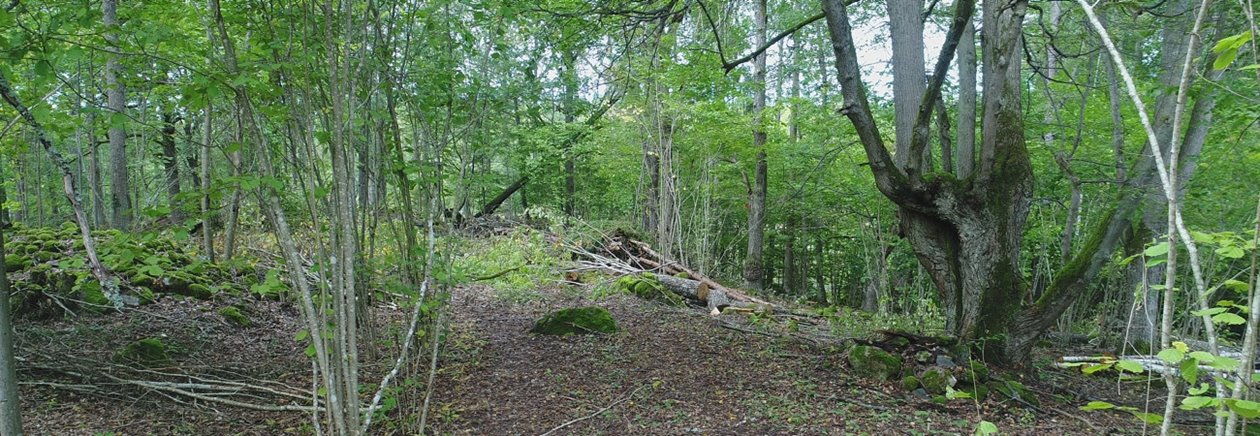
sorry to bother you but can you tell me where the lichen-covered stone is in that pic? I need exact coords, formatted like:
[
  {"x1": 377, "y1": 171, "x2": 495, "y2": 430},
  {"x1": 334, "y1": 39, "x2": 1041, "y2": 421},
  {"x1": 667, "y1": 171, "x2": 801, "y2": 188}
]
[
  {"x1": 847, "y1": 345, "x2": 903, "y2": 380},
  {"x1": 115, "y1": 338, "x2": 171, "y2": 367},
  {"x1": 219, "y1": 306, "x2": 251, "y2": 327},
  {"x1": 920, "y1": 366, "x2": 954, "y2": 394},
  {"x1": 531, "y1": 307, "x2": 618, "y2": 335}
]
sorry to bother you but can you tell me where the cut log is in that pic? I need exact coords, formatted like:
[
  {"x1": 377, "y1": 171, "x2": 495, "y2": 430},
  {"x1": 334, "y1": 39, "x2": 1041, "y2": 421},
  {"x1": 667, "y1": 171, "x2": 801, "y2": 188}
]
[{"x1": 656, "y1": 275, "x2": 730, "y2": 313}]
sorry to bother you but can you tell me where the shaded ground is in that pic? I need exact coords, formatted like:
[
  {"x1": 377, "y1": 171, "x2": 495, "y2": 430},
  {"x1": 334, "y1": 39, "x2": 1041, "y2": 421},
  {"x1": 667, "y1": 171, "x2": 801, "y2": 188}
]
[
  {"x1": 12, "y1": 281, "x2": 1215, "y2": 435},
  {"x1": 425, "y1": 283, "x2": 1198, "y2": 435}
]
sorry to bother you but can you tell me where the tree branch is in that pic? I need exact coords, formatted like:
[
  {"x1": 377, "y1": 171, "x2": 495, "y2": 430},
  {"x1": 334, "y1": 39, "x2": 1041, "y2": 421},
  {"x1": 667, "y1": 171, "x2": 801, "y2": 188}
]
[
  {"x1": 722, "y1": 11, "x2": 828, "y2": 73},
  {"x1": 906, "y1": 0, "x2": 975, "y2": 177}
]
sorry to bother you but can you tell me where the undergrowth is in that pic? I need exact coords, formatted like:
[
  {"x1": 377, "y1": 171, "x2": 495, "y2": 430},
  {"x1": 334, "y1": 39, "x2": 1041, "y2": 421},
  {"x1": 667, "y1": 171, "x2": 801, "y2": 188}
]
[{"x1": 450, "y1": 227, "x2": 570, "y2": 303}]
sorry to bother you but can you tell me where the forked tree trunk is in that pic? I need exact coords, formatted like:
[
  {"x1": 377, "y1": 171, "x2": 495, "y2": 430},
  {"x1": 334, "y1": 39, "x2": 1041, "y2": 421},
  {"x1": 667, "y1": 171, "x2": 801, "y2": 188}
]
[{"x1": 825, "y1": 0, "x2": 1035, "y2": 362}]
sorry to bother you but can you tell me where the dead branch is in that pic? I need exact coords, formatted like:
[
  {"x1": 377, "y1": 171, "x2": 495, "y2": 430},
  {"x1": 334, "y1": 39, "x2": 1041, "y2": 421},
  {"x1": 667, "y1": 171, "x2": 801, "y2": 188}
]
[{"x1": 538, "y1": 384, "x2": 648, "y2": 436}]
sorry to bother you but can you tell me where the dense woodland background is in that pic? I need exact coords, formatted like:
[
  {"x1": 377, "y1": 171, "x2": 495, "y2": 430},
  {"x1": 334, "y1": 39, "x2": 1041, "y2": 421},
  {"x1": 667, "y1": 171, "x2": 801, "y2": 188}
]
[{"x1": 0, "y1": 0, "x2": 1257, "y2": 434}]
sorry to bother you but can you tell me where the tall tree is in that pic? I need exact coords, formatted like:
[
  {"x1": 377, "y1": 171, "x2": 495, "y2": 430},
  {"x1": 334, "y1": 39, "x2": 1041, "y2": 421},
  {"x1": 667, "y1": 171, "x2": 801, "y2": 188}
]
[
  {"x1": 743, "y1": 0, "x2": 769, "y2": 291},
  {"x1": 824, "y1": 0, "x2": 1040, "y2": 361},
  {"x1": 103, "y1": 0, "x2": 132, "y2": 228},
  {"x1": 0, "y1": 163, "x2": 22, "y2": 435}
]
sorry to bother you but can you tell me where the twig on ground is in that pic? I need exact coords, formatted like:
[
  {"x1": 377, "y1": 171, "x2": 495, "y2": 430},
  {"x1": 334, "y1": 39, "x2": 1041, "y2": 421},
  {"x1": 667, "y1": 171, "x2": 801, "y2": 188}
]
[{"x1": 538, "y1": 384, "x2": 648, "y2": 436}]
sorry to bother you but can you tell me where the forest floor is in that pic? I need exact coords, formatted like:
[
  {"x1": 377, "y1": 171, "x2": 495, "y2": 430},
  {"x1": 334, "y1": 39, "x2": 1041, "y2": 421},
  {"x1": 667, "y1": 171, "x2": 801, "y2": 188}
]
[{"x1": 9, "y1": 237, "x2": 1218, "y2": 435}]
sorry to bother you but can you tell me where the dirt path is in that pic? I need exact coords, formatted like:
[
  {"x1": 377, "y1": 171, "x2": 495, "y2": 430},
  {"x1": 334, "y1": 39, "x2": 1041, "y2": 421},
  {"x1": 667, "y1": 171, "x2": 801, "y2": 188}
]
[{"x1": 425, "y1": 284, "x2": 1144, "y2": 435}]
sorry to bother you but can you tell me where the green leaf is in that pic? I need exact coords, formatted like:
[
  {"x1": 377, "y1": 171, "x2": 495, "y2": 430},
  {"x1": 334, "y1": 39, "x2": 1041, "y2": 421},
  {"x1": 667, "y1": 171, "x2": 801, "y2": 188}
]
[
  {"x1": 1144, "y1": 242, "x2": 1169, "y2": 257},
  {"x1": 975, "y1": 421, "x2": 998, "y2": 436},
  {"x1": 1215, "y1": 48, "x2": 1240, "y2": 70},
  {"x1": 1210, "y1": 356, "x2": 1240, "y2": 371},
  {"x1": 1182, "y1": 395, "x2": 1214, "y2": 410},
  {"x1": 1212, "y1": 312, "x2": 1246, "y2": 325},
  {"x1": 1082, "y1": 400, "x2": 1116, "y2": 410},
  {"x1": 1192, "y1": 307, "x2": 1227, "y2": 316},
  {"x1": 1131, "y1": 411, "x2": 1164, "y2": 425},
  {"x1": 1224, "y1": 279, "x2": 1251, "y2": 294},
  {"x1": 294, "y1": 330, "x2": 309, "y2": 342},
  {"x1": 1216, "y1": 245, "x2": 1245, "y2": 259},
  {"x1": 1157, "y1": 348, "x2": 1185, "y2": 364},
  {"x1": 1189, "y1": 351, "x2": 1217, "y2": 364},
  {"x1": 1115, "y1": 360, "x2": 1144, "y2": 373},
  {"x1": 1228, "y1": 399, "x2": 1260, "y2": 419},
  {"x1": 1181, "y1": 358, "x2": 1200, "y2": 385},
  {"x1": 1082, "y1": 363, "x2": 1112, "y2": 375}
]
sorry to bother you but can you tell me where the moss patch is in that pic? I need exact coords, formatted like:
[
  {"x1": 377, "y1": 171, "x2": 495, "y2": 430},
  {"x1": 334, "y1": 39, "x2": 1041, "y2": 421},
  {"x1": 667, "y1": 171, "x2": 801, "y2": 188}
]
[
  {"x1": 920, "y1": 367, "x2": 953, "y2": 394},
  {"x1": 531, "y1": 307, "x2": 618, "y2": 335},
  {"x1": 219, "y1": 306, "x2": 251, "y2": 327},
  {"x1": 847, "y1": 345, "x2": 902, "y2": 381},
  {"x1": 114, "y1": 338, "x2": 172, "y2": 367}
]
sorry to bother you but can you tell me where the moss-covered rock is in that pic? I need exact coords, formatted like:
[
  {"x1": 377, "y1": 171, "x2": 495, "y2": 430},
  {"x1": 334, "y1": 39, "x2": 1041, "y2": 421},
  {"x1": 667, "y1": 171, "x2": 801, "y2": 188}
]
[
  {"x1": 4, "y1": 254, "x2": 31, "y2": 271},
  {"x1": 920, "y1": 367, "x2": 954, "y2": 394},
  {"x1": 958, "y1": 360, "x2": 990, "y2": 384},
  {"x1": 847, "y1": 345, "x2": 903, "y2": 380},
  {"x1": 115, "y1": 338, "x2": 171, "y2": 367},
  {"x1": 991, "y1": 379, "x2": 1039, "y2": 407},
  {"x1": 531, "y1": 307, "x2": 618, "y2": 335},
  {"x1": 219, "y1": 306, "x2": 251, "y2": 327},
  {"x1": 901, "y1": 375, "x2": 921, "y2": 391},
  {"x1": 960, "y1": 383, "x2": 989, "y2": 401}
]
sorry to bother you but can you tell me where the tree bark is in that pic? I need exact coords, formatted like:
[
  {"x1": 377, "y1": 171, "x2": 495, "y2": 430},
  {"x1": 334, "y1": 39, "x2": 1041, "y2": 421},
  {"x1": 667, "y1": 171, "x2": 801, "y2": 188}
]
[
  {"x1": 887, "y1": 0, "x2": 926, "y2": 168},
  {"x1": 0, "y1": 163, "x2": 23, "y2": 436},
  {"x1": 161, "y1": 111, "x2": 182, "y2": 221},
  {"x1": 104, "y1": 0, "x2": 132, "y2": 229},
  {"x1": 743, "y1": 0, "x2": 768, "y2": 291},
  {"x1": 826, "y1": 0, "x2": 1037, "y2": 361},
  {"x1": 87, "y1": 110, "x2": 107, "y2": 227},
  {"x1": 955, "y1": 19, "x2": 976, "y2": 178},
  {"x1": 200, "y1": 105, "x2": 214, "y2": 262}
]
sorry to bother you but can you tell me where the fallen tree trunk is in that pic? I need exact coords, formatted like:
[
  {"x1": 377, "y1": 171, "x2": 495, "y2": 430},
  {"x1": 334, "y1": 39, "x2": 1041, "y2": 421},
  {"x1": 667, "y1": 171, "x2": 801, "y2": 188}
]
[
  {"x1": 604, "y1": 231, "x2": 769, "y2": 306},
  {"x1": 655, "y1": 274, "x2": 731, "y2": 313}
]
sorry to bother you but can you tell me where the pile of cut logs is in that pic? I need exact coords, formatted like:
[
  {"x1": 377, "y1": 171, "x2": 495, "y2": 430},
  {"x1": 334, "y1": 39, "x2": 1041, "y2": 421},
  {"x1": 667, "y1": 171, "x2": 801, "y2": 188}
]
[{"x1": 569, "y1": 230, "x2": 771, "y2": 314}]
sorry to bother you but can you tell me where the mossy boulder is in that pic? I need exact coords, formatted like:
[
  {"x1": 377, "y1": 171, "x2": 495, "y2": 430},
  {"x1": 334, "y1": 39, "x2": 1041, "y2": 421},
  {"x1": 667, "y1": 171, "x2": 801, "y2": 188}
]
[
  {"x1": 991, "y1": 379, "x2": 1039, "y2": 407},
  {"x1": 4, "y1": 254, "x2": 31, "y2": 271},
  {"x1": 531, "y1": 307, "x2": 618, "y2": 335},
  {"x1": 219, "y1": 306, "x2": 251, "y2": 327},
  {"x1": 960, "y1": 383, "x2": 989, "y2": 401},
  {"x1": 901, "y1": 375, "x2": 921, "y2": 391},
  {"x1": 115, "y1": 338, "x2": 171, "y2": 367},
  {"x1": 920, "y1": 367, "x2": 954, "y2": 395},
  {"x1": 958, "y1": 360, "x2": 990, "y2": 384},
  {"x1": 847, "y1": 345, "x2": 903, "y2": 380}
]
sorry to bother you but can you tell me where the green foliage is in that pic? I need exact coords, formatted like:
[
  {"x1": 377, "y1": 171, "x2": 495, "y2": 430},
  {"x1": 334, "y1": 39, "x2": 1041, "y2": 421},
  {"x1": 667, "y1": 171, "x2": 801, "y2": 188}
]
[{"x1": 452, "y1": 227, "x2": 567, "y2": 303}]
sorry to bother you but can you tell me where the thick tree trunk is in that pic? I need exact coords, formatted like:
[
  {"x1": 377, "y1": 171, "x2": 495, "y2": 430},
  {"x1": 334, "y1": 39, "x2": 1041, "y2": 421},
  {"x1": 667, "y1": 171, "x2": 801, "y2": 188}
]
[
  {"x1": 0, "y1": 165, "x2": 22, "y2": 436},
  {"x1": 743, "y1": 0, "x2": 768, "y2": 291},
  {"x1": 104, "y1": 0, "x2": 132, "y2": 229},
  {"x1": 955, "y1": 20, "x2": 976, "y2": 178},
  {"x1": 826, "y1": 0, "x2": 1034, "y2": 361},
  {"x1": 887, "y1": 0, "x2": 925, "y2": 168}
]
